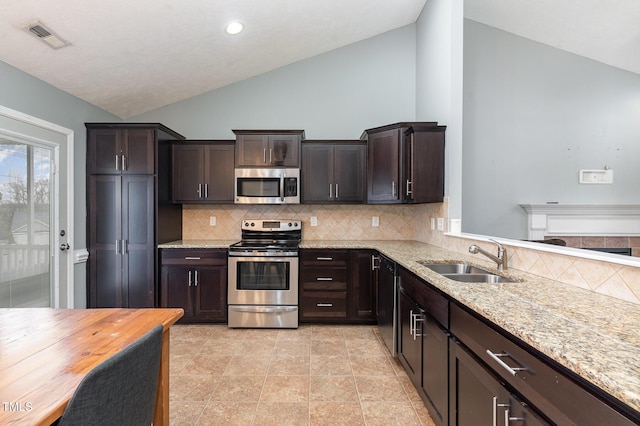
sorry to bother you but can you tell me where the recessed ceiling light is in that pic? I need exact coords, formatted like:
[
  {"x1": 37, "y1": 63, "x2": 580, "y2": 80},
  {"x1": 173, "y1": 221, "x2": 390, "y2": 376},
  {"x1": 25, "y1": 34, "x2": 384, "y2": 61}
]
[{"x1": 225, "y1": 21, "x2": 244, "y2": 35}]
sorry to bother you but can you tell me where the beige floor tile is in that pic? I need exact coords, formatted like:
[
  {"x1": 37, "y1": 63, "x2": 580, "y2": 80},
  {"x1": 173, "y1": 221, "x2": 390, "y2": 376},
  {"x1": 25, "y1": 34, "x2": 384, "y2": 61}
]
[
  {"x1": 199, "y1": 339, "x2": 244, "y2": 356},
  {"x1": 260, "y1": 376, "x2": 310, "y2": 402},
  {"x1": 309, "y1": 376, "x2": 358, "y2": 402},
  {"x1": 170, "y1": 375, "x2": 220, "y2": 401},
  {"x1": 349, "y1": 355, "x2": 395, "y2": 376},
  {"x1": 341, "y1": 325, "x2": 378, "y2": 340},
  {"x1": 309, "y1": 402, "x2": 365, "y2": 426},
  {"x1": 412, "y1": 400, "x2": 439, "y2": 426},
  {"x1": 360, "y1": 401, "x2": 422, "y2": 425},
  {"x1": 310, "y1": 339, "x2": 348, "y2": 356},
  {"x1": 181, "y1": 355, "x2": 232, "y2": 376},
  {"x1": 253, "y1": 402, "x2": 309, "y2": 425},
  {"x1": 273, "y1": 339, "x2": 311, "y2": 356},
  {"x1": 268, "y1": 354, "x2": 310, "y2": 376},
  {"x1": 209, "y1": 375, "x2": 265, "y2": 402},
  {"x1": 172, "y1": 325, "x2": 217, "y2": 340},
  {"x1": 277, "y1": 326, "x2": 313, "y2": 341},
  {"x1": 311, "y1": 325, "x2": 345, "y2": 340},
  {"x1": 345, "y1": 338, "x2": 387, "y2": 356},
  {"x1": 224, "y1": 355, "x2": 271, "y2": 376},
  {"x1": 236, "y1": 339, "x2": 276, "y2": 356},
  {"x1": 355, "y1": 376, "x2": 409, "y2": 402},
  {"x1": 310, "y1": 354, "x2": 353, "y2": 376},
  {"x1": 196, "y1": 401, "x2": 257, "y2": 425},
  {"x1": 169, "y1": 400, "x2": 207, "y2": 426},
  {"x1": 171, "y1": 339, "x2": 208, "y2": 357}
]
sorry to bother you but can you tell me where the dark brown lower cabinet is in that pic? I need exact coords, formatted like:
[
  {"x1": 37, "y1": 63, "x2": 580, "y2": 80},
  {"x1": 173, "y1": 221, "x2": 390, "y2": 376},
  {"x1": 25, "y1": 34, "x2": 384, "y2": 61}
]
[
  {"x1": 88, "y1": 175, "x2": 155, "y2": 308},
  {"x1": 160, "y1": 249, "x2": 227, "y2": 322},
  {"x1": 299, "y1": 249, "x2": 376, "y2": 324},
  {"x1": 449, "y1": 339, "x2": 548, "y2": 426}
]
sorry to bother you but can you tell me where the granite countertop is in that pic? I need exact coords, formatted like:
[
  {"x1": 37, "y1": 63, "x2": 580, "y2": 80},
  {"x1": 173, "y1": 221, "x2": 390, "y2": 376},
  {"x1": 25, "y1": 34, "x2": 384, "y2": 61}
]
[{"x1": 160, "y1": 239, "x2": 640, "y2": 415}]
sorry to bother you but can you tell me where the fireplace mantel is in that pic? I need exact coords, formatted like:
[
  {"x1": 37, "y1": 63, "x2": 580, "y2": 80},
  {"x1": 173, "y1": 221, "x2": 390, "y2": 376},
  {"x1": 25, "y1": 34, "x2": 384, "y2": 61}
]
[{"x1": 519, "y1": 204, "x2": 640, "y2": 239}]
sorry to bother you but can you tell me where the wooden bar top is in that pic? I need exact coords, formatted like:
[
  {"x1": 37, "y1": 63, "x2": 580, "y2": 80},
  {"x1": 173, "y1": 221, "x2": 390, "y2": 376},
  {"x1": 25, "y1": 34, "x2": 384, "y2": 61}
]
[{"x1": 0, "y1": 308, "x2": 183, "y2": 425}]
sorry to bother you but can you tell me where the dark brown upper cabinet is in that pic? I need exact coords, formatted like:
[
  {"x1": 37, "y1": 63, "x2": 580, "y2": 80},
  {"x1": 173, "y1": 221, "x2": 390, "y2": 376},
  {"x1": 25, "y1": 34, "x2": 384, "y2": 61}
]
[
  {"x1": 172, "y1": 141, "x2": 235, "y2": 203},
  {"x1": 362, "y1": 122, "x2": 445, "y2": 204},
  {"x1": 301, "y1": 140, "x2": 366, "y2": 203},
  {"x1": 233, "y1": 130, "x2": 304, "y2": 167},
  {"x1": 88, "y1": 127, "x2": 155, "y2": 174}
]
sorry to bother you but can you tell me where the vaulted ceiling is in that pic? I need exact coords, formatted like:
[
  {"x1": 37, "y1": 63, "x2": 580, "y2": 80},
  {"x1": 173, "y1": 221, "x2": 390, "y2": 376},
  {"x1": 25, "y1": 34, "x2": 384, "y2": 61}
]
[{"x1": 1, "y1": 0, "x2": 637, "y2": 119}]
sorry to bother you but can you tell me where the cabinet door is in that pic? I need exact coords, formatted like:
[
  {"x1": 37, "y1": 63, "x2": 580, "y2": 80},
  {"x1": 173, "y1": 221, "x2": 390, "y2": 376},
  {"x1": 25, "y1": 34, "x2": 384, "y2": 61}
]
[
  {"x1": 348, "y1": 250, "x2": 376, "y2": 322},
  {"x1": 334, "y1": 144, "x2": 366, "y2": 203},
  {"x1": 121, "y1": 175, "x2": 155, "y2": 308},
  {"x1": 122, "y1": 128, "x2": 155, "y2": 174},
  {"x1": 404, "y1": 129, "x2": 445, "y2": 203},
  {"x1": 194, "y1": 266, "x2": 227, "y2": 321},
  {"x1": 450, "y1": 340, "x2": 548, "y2": 426},
  {"x1": 398, "y1": 289, "x2": 422, "y2": 386},
  {"x1": 269, "y1": 135, "x2": 300, "y2": 167},
  {"x1": 302, "y1": 144, "x2": 332, "y2": 202},
  {"x1": 172, "y1": 144, "x2": 204, "y2": 202},
  {"x1": 160, "y1": 265, "x2": 194, "y2": 320},
  {"x1": 88, "y1": 129, "x2": 122, "y2": 174},
  {"x1": 88, "y1": 175, "x2": 123, "y2": 307},
  {"x1": 367, "y1": 129, "x2": 400, "y2": 203},
  {"x1": 421, "y1": 315, "x2": 449, "y2": 426},
  {"x1": 235, "y1": 134, "x2": 268, "y2": 166},
  {"x1": 204, "y1": 144, "x2": 235, "y2": 202}
]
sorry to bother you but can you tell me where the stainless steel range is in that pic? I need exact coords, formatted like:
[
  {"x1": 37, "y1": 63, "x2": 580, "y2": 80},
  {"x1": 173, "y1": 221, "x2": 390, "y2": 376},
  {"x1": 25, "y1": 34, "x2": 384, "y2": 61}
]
[{"x1": 228, "y1": 219, "x2": 301, "y2": 328}]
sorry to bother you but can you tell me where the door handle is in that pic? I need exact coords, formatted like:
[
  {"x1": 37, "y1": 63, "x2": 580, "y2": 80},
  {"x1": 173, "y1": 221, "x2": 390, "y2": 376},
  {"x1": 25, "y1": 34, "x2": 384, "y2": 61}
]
[{"x1": 60, "y1": 243, "x2": 70, "y2": 251}]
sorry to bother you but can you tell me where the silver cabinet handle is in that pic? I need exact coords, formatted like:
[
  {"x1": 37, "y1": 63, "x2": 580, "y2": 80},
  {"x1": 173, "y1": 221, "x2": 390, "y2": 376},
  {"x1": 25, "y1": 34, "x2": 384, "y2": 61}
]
[
  {"x1": 115, "y1": 155, "x2": 119, "y2": 171},
  {"x1": 205, "y1": 183, "x2": 208, "y2": 199},
  {"x1": 188, "y1": 270, "x2": 192, "y2": 287},
  {"x1": 371, "y1": 255, "x2": 380, "y2": 270},
  {"x1": 316, "y1": 277, "x2": 333, "y2": 281},
  {"x1": 316, "y1": 257, "x2": 333, "y2": 261},
  {"x1": 329, "y1": 184, "x2": 333, "y2": 199},
  {"x1": 185, "y1": 257, "x2": 201, "y2": 260},
  {"x1": 121, "y1": 155, "x2": 126, "y2": 171},
  {"x1": 406, "y1": 179, "x2": 413, "y2": 197},
  {"x1": 229, "y1": 305, "x2": 297, "y2": 313},
  {"x1": 263, "y1": 148, "x2": 267, "y2": 163},
  {"x1": 392, "y1": 181, "x2": 396, "y2": 197},
  {"x1": 123, "y1": 239, "x2": 128, "y2": 254},
  {"x1": 316, "y1": 303, "x2": 333, "y2": 307},
  {"x1": 197, "y1": 183, "x2": 202, "y2": 198},
  {"x1": 115, "y1": 239, "x2": 120, "y2": 254},
  {"x1": 194, "y1": 270, "x2": 198, "y2": 286},
  {"x1": 486, "y1": 350, "x2": 527, "y2": 376},
  {"x1": 269, "y1": 148, "x2": 272, "y2": 164},
  {"x1": 335, "y1": 183, "x2": 339, "y2": 199},
  {"x1": 411, "y1": 311, "x2": 424, "y2": 340}
]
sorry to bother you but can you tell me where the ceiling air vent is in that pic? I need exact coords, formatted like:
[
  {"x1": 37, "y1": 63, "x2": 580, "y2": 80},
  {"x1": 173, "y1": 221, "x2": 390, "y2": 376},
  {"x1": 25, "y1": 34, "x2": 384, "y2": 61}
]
[{"x1": 22, "y1": 20, "x2": 69, "y2": 50}]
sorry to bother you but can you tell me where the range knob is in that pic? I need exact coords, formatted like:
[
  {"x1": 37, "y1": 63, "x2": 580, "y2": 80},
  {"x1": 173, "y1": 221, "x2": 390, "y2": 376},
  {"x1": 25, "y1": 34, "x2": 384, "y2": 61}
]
[
  {"x1": 244, "y1": 221, "x2": 249, "y2": 227},
  {"x1": 250, "y1": 222, "x2": 255, "y2": 227},
  {"x1": 288, "y1": 222, "x2": 293, "y2": 227}
]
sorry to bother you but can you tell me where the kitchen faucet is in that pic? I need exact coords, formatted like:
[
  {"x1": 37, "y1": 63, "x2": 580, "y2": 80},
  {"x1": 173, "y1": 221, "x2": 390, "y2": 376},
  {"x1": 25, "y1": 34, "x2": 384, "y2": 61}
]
[{"x1": 469, "y1": 240, "x2": 508, "y2": 270}]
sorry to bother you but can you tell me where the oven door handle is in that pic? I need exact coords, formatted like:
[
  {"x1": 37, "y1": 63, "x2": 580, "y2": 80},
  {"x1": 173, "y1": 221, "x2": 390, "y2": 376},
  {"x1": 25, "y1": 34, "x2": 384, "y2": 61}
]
[
  {"x1": 228, "y1": 306, "x2": 298, "y2": 313},
  {"x1": 280, "y1": 173, "x2": 285, "y2": 202}
]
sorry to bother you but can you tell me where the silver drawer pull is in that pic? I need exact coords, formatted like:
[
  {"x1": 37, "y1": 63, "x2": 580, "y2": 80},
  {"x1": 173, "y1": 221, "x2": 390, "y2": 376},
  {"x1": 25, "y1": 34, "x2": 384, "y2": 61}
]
[
  {"x1": 486, "y1": 350, "x2": 527, "y2": 376},
  {"x1": 185, "y1": 257, "x2": 201, "y2": 260},
  {"x1": 316, "y1": 303, "x2": 333, "y2": 307},
  {"x1": 316, "y1": 257, "x2": 333, "y2": 261},
  {"x1": 316, "y1": 277, "x2": 333, "y2": 281}
]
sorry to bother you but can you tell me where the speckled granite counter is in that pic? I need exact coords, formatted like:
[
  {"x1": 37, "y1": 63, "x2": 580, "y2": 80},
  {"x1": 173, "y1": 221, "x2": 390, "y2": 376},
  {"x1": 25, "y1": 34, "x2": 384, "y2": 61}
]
[{"x1": 159, "y1": 239, "x2": 640, "y2": 416}]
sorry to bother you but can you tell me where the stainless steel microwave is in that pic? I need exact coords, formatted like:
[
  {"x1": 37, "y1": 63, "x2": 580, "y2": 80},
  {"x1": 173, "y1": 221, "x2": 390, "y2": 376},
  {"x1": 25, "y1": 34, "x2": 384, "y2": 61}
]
[{"x1": 234, "y1": 168, "x2": 300, "y2": 204}]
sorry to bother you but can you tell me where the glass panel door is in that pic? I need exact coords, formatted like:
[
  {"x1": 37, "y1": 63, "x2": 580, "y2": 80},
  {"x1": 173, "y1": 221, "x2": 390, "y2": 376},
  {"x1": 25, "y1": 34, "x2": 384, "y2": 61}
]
[{"x1": 0, "y1": 139, "x2": 52, "y2": 307}]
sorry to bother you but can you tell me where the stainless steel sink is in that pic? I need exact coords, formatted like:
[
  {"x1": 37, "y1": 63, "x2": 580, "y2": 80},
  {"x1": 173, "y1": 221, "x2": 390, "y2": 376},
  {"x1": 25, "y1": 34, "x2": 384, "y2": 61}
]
[
  {"x1": 418, "y1": 261, "x2": 518, "y2": 283},
  {"x1": 442, "y1": 273, "x2": 516, "y2": 283},
  {"x1": 418, "y1": 262, "x2": 491, "y2": 275}
]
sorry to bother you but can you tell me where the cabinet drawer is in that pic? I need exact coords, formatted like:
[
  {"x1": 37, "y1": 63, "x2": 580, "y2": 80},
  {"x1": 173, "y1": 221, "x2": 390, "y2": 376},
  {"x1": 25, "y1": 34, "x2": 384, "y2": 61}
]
[
  {"x1": 160, "y1": 249, "x2": 227, "y2": 265},
  {"x1": 398, "y1": 267, "x2": 448, "y2": 328},
  {"x1": 300, "y1": 267, "x2": 347, "y2": 290},
  {"x1": 300, "y1": 249, "x2": 348, "y2": 266},
  {"x1": 450, "y1": 303, "x2": 637, "y2": 425},
  {"x1": 301, "y1": 292, "x2": 347, "y2": 318}
]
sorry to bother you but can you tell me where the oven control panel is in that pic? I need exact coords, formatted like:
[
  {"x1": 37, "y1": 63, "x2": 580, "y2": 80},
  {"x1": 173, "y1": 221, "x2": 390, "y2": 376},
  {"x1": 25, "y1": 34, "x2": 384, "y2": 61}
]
[{"x1": 242, "y1": 220, "x2": 301, "y2": 231}]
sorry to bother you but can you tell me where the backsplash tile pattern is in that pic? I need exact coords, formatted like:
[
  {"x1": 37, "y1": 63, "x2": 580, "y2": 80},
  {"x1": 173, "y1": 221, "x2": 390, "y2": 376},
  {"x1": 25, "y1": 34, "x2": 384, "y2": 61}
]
[{"x1": 181, "y1": 197, "x2": 640, "y2": 305}]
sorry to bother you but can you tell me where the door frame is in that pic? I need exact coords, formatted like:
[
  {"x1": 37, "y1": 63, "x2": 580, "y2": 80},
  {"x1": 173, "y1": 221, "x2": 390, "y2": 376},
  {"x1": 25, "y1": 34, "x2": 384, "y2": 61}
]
[{"x1": 0, "y1": 105, "x2": 74, "y2": 308}]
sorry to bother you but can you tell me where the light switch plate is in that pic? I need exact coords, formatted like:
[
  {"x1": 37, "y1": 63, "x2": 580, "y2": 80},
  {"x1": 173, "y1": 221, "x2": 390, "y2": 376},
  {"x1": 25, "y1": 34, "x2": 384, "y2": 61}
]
[
  {"x1": 430, "y1": 218, "x2": 435, "y2": 230},
  {"x1": 209, "y1": 216, "x2": 216, "y2": 226},
  {"x1": 437, "y1": 217, "x2": 444, "y2": 231},
  {"x1": 372, "y1": 216, "x2": 380, "y2": 227},
  {"x1": 310, "y1": 216, "x2": 318, "y2": 227}
]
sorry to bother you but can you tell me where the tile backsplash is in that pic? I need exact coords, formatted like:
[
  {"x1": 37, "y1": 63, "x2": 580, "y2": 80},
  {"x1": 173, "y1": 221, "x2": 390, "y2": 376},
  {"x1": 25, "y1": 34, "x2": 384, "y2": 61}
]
[{"x1": 181, "y1": 199, "x2": 640, "y2": 305}]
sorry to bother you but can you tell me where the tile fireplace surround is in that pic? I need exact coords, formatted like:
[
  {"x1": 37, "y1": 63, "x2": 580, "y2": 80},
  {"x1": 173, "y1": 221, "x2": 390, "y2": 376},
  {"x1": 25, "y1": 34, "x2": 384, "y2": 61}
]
[{"x1": 182, "y1": 201, "x2": 640, "y2": 305}]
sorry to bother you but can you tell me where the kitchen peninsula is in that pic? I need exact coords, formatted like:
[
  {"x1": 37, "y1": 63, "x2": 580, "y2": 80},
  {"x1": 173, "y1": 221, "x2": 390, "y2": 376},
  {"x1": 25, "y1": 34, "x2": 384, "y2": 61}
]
[{"x1": 160, "y1": 238, "x2": 640, "y2": 424}]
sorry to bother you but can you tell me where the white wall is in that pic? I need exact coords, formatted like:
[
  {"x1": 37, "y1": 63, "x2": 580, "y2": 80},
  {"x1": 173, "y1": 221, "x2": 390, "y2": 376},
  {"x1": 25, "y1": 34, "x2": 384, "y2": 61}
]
[
  {"x1": 131, "y1": 25, "x2": 417, "y2": 140},
  {"x1": 463, "y1": 20, "x2": 640, "y2": 239},
  {"x1": 415, "y1": 0, "x2": 464, "y2": 224},
  {"x1": 0, "y1": 60, "x2": 120, "y2": 307}
]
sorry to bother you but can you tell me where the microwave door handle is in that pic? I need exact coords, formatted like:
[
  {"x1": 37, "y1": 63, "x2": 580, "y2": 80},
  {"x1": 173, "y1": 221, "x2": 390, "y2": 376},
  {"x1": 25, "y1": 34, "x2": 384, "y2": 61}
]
[{"x1": 280, "y1": 174, "x2": 285, "y2": 202}]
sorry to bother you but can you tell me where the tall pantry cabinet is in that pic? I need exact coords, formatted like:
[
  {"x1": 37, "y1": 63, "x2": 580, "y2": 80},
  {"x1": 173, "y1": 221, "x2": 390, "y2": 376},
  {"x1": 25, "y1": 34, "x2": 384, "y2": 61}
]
[{"x1": 86, "y1": 123, "x2": 184, "y2": 308}]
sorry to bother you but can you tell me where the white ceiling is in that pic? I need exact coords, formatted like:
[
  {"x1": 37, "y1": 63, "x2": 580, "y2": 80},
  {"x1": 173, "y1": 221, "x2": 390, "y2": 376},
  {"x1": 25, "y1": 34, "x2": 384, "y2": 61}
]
[{"x1": 0, "y1": 0, "x2": 638, "y2": 119}]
